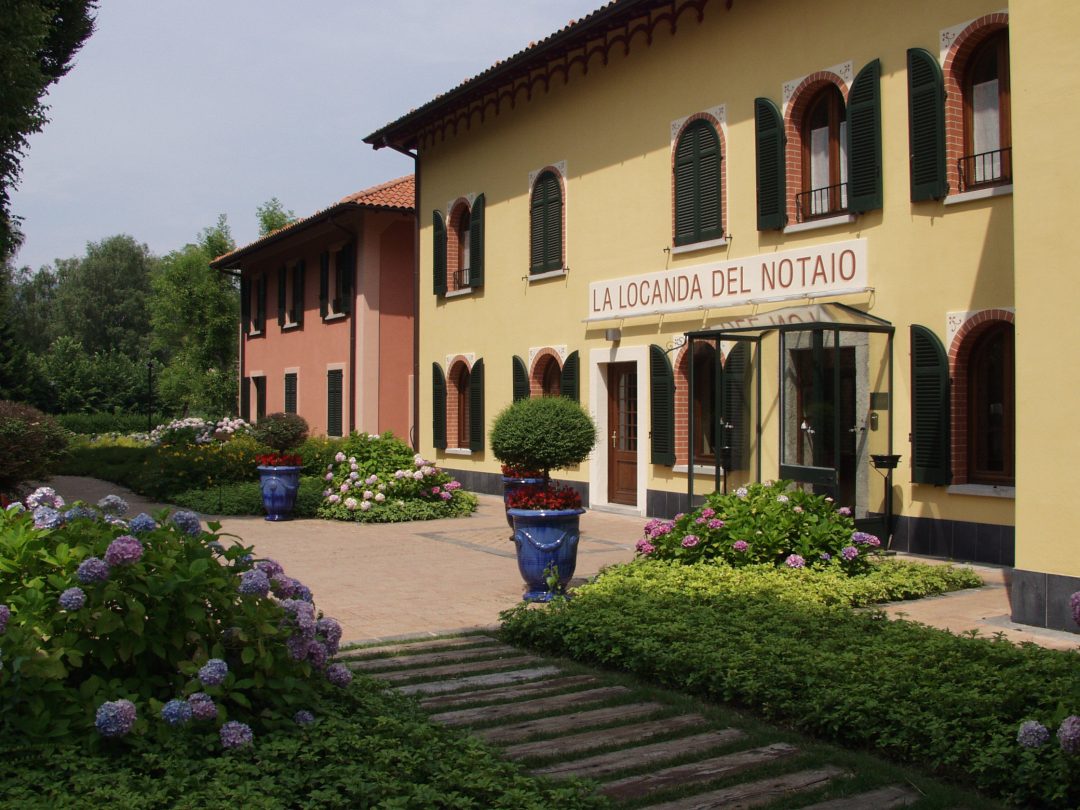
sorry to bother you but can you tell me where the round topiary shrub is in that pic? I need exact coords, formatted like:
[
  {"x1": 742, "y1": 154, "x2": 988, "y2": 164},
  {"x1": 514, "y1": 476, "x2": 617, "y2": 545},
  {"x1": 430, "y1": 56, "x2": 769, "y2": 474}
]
[
  {"x1": 0, "y1": 401, "x2": 68, "y2": 500},
  {"x1": 0, "y1": 487, "x2": 345, "y2": 748},
  {"x1": 490, "y1": 397, "x2": 597, "y2": 479},
  {"x1": 253, "y1": 412, "x2": 309, "y2": 452}
]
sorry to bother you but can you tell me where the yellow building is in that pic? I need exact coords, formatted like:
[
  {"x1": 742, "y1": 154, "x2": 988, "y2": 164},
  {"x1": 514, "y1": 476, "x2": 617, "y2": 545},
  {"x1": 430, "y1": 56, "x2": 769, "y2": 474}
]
[{"x1": 366, "y1": 0, "x2": 1080, "y2": 632}]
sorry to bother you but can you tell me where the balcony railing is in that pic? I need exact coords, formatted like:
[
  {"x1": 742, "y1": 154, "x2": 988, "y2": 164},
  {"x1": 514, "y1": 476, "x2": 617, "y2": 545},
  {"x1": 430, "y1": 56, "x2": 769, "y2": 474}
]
[
  {"x1": 795, "y1": 182, "x2": 848, "y2": 223},
  {"x1": 958, "y1": 147, "x2": 1012, "y2": 192},
  {"x1": 452, "y1": 268, "x2": 471, "y2": 290}
]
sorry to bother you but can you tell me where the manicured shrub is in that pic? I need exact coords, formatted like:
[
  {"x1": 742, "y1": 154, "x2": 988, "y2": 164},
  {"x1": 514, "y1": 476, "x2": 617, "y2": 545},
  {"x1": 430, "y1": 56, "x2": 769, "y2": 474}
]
[
  {"x1": 490, "y1": 396, "x2": 596, "y2": 479},
  {"x1": 172, "y1": 476, "x2": 324, "y2": 517},
  {"x1": 0, "y1": 400, "x2": 68, "y2": 499},
  {"x1": 317, "y1": 432, "x2": 476, "y2": 522},
  {"x1": 500, "y1": 560, "x2": 1079, "y2": 808},
  {"x1": 56, "y1": 411, "x2": 167, "y2": 436},
  {"x1": 639, "y1": 480, "x2": 880, "y2": 574},
  {"x1": 252, "y1": 412, "x2": 309, "y2": 451},
  {"x1": 0, "y1": 488, "x2": 343, "y2": 747}
]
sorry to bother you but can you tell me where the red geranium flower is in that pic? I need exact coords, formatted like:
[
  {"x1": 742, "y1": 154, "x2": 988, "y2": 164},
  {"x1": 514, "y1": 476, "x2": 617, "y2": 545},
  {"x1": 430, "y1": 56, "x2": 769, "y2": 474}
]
[
  {"x1": 507, "y1": 482, "x2": 582, "y2": 511},
  {"x1": 257, "y1": 453, "x2": 303, "y2": 467}
]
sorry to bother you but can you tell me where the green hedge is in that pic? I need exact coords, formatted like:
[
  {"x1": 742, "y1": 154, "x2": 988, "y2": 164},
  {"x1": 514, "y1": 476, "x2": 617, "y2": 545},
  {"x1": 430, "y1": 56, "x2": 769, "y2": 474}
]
[
  {"x1": 500, "y1": 560, "x2": 1080, "y2": 808},
  {"x1": 172, "y1": 477, "x2": 325, "y2": 517},
  {"x1": 56, "y1": 412, "x2": 167, "y2": 435}
]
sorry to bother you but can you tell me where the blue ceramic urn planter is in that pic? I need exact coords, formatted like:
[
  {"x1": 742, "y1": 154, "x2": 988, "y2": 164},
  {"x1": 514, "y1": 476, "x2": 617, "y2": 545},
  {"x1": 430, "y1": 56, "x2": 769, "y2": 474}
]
[
  {"x1": 500, "y1": 475, "x2": 546, "y2": 528},
  {"x1": 508, "y1": 507, "x2": 585, "y2": 601},
  {"x1": 257, "y1": 465, "x2": 303, "y2": 521}
]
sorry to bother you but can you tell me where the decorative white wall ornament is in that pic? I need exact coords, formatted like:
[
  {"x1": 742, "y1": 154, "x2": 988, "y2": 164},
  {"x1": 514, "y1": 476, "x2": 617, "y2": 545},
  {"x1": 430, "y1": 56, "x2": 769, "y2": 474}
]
[
  {"x1": 528, "y1": 160, "x2": 567, "y2": 190},
  {"x1": 528, "y1": 345, "x2": 568, "y2": 364},
  {"x1": 940, "y1": 11, "x2": 1007, "y2": 65},
  {"x1": 670, "y1": 105, "x2": 727, "y2": 147}
]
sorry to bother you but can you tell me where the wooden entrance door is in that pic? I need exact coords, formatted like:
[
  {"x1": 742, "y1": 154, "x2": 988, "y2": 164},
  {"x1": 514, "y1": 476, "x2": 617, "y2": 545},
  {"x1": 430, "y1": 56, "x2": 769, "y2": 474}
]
[{"x1": 607, "y1": 362, "x2": 638, "y2": 505}]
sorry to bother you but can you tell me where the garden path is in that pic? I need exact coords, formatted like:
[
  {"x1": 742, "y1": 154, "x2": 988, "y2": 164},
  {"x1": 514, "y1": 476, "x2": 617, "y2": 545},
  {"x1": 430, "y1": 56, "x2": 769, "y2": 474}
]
[{"x1": 44, "y1": 476, "x2": 1078, "y2": 650}]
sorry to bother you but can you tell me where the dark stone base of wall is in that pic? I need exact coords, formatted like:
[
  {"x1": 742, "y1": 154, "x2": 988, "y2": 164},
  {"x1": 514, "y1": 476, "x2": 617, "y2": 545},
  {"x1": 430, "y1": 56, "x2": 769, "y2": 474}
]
[
  {"x1": 645, "y1": 489, "x2": 707, "y2": 519},
  {"x1": 443, "y1": 468, "x2": 591, "y2": 507},
  {"x1": 889, "y1": 514, "x2": 1015, "y2": 567},
  {"x1": 1010, "y1": 569, "x2": 1080, "y2": 633}
]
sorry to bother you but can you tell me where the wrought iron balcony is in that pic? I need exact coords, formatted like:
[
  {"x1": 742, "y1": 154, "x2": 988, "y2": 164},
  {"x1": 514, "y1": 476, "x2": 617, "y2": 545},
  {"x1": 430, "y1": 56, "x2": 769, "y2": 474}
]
[
  {"x1": 452, "y1": 268, "x2": 471, "y2": 290},
  {"x1": 795, "y1": 182, "x2": 848, "y2": 223},
  {"x1": 958, "y1": 147, "x2": 1012, "y2": 192}
]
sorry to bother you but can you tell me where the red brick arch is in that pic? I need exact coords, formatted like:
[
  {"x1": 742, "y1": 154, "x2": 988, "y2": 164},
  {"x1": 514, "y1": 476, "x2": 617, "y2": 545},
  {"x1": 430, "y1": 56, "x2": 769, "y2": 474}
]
[
  {"x1": 529, "y1": 348, "x2": 563, "y2": 397},
  {"x1": 446, "y1": 355, "x2": 472, "y2": 449},
  {"x1": 446, "y1": 197, "x2": 471, "y2": 292}
]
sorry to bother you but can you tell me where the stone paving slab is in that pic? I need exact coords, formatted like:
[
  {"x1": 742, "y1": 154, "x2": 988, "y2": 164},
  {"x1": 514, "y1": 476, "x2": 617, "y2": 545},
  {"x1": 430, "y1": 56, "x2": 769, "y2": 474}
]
[
  {"x1": 394, "y1": 666, "x2": 563, "y2": 696},
  {"x1": 600, "y1": 742, "x2": 799, "y2": 801},
  {"x1": 366, "y1": 654, "x2": 542, "y2": 683},
  {"x1": 419, "y1": 674, "x2": 600, "y2": 710},
  {"x1": 339, "y1": 635, "x2": 500, "y2": 658},
  {"x1": 531, "y1": 728, "x2": 747, "y2": 781},
  {"x1": 800, "y1": 784, "x2": 920, "y2": 809},
  {"x1": 640, "y1": 766, "x2": 847, "y2": 809},
  {"x1": 428, "y1": 686, "x2": 631, "y2": 726},
  {"x1": 501, "y1": 714, "x2": 709, "y2": 760},
  {"x1": 477, "y1": 702, "x2": 666, "y2": 745},
  {"x1": 346, "y1": 643, "x2": 515, "y2": 671}
]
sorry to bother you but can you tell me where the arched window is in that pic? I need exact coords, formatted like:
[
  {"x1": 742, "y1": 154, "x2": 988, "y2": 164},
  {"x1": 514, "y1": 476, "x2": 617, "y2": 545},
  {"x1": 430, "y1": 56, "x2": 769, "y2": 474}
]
[
  {"x1": 530, "y1": 170, "x2": 563, "y2": 274},
  {"x1": 448, "y1": 202, "x2": 471, "y2": 291},
  {"x1": 963, "y1": 29, "x2": 1011, "y2": 188},
  {"x1": 801, "y1": 84, "x2": 848, "y2": 219},
  {"x1": 450, "y1": 362, "x2": 471, "y2": 449},
  {"x1": 541, "y1": 358, "x2": 562, "y2": 397},
  {"x1": 968, "y1": 322, "x2": 1014, "y2": 484},
  {"x1": 692, "y1": 344, "x2": 717, "y2": 464},
  {"x1": 673, "y1": 119, "x2": 723, "y2": 246}
]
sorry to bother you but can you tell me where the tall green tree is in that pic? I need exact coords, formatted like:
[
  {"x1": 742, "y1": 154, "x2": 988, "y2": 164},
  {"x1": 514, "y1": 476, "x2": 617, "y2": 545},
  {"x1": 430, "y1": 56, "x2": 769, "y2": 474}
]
[
  {"x1": 0, "y1": 1, "x2": 97, "y2": 259},
  {"x1": 150, "y1": 216, "x2": 238, "y2": 416},
  {"x1": 54, "y1": 234, "x2": 156, "y2": 358},
  {"x1": 7, "y1": 262, "x2": 58, "y2": 353},
  {"x1": 255, "y1": 197, "x2": 296, "y2": 237},
  {"x1": 0, "y1": 263, "x2": 32, "y2": 401}
]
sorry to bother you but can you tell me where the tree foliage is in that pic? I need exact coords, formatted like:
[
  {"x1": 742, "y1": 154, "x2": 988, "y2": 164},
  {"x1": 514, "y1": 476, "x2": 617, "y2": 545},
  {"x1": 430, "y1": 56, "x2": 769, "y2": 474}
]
[
  {"x1": 0, "y1": 1, "x2": 97, "y2": 259},
  {"x1": 255, "y1": 197, "x2": 296, "y2": 237}
]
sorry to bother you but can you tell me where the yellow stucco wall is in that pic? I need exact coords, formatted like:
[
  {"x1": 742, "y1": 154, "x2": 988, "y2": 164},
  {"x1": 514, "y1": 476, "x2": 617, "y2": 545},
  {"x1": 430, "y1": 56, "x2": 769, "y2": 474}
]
[
  {"x1": 418, "y1": 0, "x2": 1015, "y2": 532},
  {"x1": 1011, "y1": 1, "x2": 1080, "y2": 578}
]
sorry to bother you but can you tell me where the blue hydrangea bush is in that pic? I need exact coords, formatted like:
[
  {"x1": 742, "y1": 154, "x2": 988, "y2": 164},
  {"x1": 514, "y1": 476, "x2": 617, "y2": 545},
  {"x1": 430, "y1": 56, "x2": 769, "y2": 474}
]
[
  {"x1": 0, "y1": 488, "x2": 347, "y2": 748},
  {"x1": 637, "y1": 480, "x2": 881, "y2": 574},
  {"x1": 317, "y1": 432, "x2": 477, "y2": 522}
]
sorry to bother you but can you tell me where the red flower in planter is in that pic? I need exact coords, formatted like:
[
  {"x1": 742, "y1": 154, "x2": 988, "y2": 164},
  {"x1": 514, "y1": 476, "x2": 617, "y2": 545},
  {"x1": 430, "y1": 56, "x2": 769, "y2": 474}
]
[
  {"x1": 257, "y1": 453, "x2": 303, "y2": 467},
  {"x1": 507, "y1": 482, "x2": 582, "y2": 511},
  {"x1": 501, "y1": 464, "x2": 545, "y2": 478}
]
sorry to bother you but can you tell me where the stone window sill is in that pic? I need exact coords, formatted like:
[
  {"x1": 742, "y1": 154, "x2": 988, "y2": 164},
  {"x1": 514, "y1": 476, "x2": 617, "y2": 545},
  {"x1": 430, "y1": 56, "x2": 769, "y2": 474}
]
[
  {"x1": 323, "y1": 312, "x2": 347, "y2": 322},
  {"x1": 528, "y1": 268, "x2": 567, "y2": 282},
  {"x1": 947, "y1": 483, "x2": 1015, "y2": 499},
  {"x1": 671, "y1": 236, "x2": 728, "y2": 255},
  {"x1": 783, "y1": 213, "x2": 856, "y2": 234},
  {"x1": 445, "y1": 448, "x2": 473, "y2": 456},
  {"x1": 445, "y1": 287, "x2": 473, "y2": 299},
  {"x1": 944, "y1": 184, "x2": 1013, "y2": 206},
  {"x1": 672, "y1": 464, "x2": 721, "y2": 476}
]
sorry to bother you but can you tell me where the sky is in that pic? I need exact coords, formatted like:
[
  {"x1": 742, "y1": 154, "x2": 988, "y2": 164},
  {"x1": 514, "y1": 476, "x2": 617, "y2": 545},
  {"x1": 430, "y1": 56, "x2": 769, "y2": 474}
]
[{"x1": 10, "y1": 0, "x2": 599, "y2": 271}]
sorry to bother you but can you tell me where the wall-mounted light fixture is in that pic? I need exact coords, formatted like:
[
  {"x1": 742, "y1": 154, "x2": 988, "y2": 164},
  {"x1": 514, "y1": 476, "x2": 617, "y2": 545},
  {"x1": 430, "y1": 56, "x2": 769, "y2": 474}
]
[{"x1": 605, "y1": 328, "x2": 622, "y2": 342}]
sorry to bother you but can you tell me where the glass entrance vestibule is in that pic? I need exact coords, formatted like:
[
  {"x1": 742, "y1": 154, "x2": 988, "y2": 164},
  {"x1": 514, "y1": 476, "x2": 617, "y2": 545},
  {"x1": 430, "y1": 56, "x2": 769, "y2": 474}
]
[{"x1": 683, "y1": 302, "x2": 895, "y2": 537}]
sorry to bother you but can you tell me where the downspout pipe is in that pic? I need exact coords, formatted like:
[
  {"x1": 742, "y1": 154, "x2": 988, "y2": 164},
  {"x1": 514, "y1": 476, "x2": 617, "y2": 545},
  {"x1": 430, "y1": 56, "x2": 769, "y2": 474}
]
[{"x1": 382, "y1": 137, "x2": 420, "y2": 451}]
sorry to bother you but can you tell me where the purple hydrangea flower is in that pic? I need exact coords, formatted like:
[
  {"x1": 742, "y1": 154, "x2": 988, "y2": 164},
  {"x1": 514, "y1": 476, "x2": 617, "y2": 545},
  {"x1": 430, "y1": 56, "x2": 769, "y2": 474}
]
[
  {"x1": 1070, "y1": 591, "x2": 1080, "y2": 628},
  {"x1": 95, "y1": 699, "x2": 136, "y2": 737},
  {"x1": 1017, "y1": 720, "x2": 1050, "y2": 748},
  {"x1": 326, "y1": 663, "x2": 353, "y2": 688},
  {"x1": 76, "y1": 557, "x2": 110, "y2": 584},
  {"x1": 635, "y1": 539, "x2": 655, "y2": 556},
  {"x1": 735, "y1": 487, "x2": 748, "y2": 498},
  {"x1": 187, "y1": 693, "x2": 218, "y2": 721},
  {"x1": 0, "y1": 604, "x2": 9, "y2": 634},
  {"x1": 238, "y1": 568, "x2": 270, "y2": 597},
  {"x1": 170, "y1": 510, "x2": 202, "y2": 536},
  {"x1": 732, "y1": 540, "x2": 749, "y2": 553},
  {"x1": 776, "y1": 494, "x2": 789, "y2": 503},
  {"x1": 26, "y1": 487, "x2": 64, "y2": 510},
  {"x1": 270, "y1": 574, "x2": 300, "y2": 598},
  {"x1": 785, "y1": 554, "x2": 806, "y2": 569},
  {"x1": 851, "y1": 531, "x2": 881, "y2": 548},
  {"x1": 317, "y1": 617, "x2": 343, "y2": 655},
  {"x1": 255, "y1": 558, "x2": 284, "y2": 579},
  {"x1": 63, "y1": 505, "x2": 97, "y2": 522},
  {"x1": 820, "y1": 552, "x2": 832, "y2": 561},
  {"x1": 104, "y1": 535, "x2": 143, "y2": 566},
  {"x1": 1058, "y1": 716, "x2": 1080, "y2": 754},
  {"x1": 294, "y1": 710, "x2": 315, "y2": 725},
  {"x1": 198, "y1": 658, "x2": 228, "y2": 686},
  {"x1": 643, "y1": 518, "x2": 674, "y2": 539},
  {"x1": 286, "y1": 634, "x2": 309, "y2": 661},
  {"x1": 306, "y1": 639, "x2": 329, "y2": 669},
  {"x1": 6, "y1": 502, "x2": 26, "y2": 514},
  {"x1": 281, "y1": 599, "x2": 316, "y2": 637},
  {"x1": 840, "y1": 546, "x2": 859, "y2": 561},
  {"x1": 700, "y1": 507, "x2": 715, "y2": 518},
  {"x1": 681, "y1": 535, "x2": 700, "y2": 548},
  {"x1": 58, "y1": 587, "x2": 86, "y2": 611},
  {"x1": 707, "y1": 519, "x2": 724, "y2": 530},
  {"x1": 695, "y1": 516, "x2": 706, "y2": 525},
  {"x1": 33, "y1": 506, "x2": 63, "y2": 529},
  {"x1": 161, "y1": 698, "x2": 193, "y2": 726},
  {"x1": 838, "y1": 506, "x2": 852, "y2": 517},
  {"x1": 103, "y1": 515, "x2": 128, "y2": 528},
  {"x1": 97, "y1": 495, "x2": 129, "y2": 516},
  {"x1": 220, "y1": 720, "x2": 253, "y2": 749},
  {"x1": 295, "y1": 583, "x2": 313, "y2": 602},
  {"x1": 129, "y1": 513, "x2": 158, "y2": 534}
]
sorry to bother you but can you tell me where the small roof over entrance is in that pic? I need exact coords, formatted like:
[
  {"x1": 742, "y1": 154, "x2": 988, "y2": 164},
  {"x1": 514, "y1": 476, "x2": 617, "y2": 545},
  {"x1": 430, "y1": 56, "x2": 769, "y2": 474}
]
[{"x1": 684, "y1": 301, "x2": 892, "y2": 339}]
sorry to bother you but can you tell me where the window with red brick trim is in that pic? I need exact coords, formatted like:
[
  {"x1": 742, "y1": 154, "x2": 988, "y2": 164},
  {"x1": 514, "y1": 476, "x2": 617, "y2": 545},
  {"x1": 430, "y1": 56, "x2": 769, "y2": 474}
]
[
  {"x1": 801, "y1": 85, "x2": 848, "y2": 219},
  {"x1": 448, "y1": 200, "x2": 471, "y2": 292},
  {"x1": 967, "y1": 322, "x2": 1013, "y2": 485},
  {"x1": 962, "y1": 30, "x2": 1011, "y2": 190}
]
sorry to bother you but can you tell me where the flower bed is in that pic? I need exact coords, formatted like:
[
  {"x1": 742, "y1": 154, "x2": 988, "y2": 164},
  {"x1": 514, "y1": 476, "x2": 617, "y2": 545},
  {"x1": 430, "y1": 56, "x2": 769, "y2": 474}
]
[{"x1": 317, "y1": 432, "x2": 476, "y2": 523}]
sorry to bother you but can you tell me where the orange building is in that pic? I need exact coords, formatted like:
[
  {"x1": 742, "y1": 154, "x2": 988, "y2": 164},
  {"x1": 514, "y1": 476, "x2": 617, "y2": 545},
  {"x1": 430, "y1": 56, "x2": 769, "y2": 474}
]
[{"x1": 211, "y1": 176, "x2": 416, "y2": 441}]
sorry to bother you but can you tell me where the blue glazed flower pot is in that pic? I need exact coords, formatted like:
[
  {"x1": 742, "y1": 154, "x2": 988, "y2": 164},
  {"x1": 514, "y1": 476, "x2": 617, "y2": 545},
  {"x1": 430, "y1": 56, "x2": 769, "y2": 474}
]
[
  {"x1": 257, "y1": 465, "x2": 303, "y2": 521},
  {"x1": 508, "y1": 507, "x2": 585, "y2": 601},
  {"x1": 501, "y1": 476, "x2": 546, "y2": 527}
]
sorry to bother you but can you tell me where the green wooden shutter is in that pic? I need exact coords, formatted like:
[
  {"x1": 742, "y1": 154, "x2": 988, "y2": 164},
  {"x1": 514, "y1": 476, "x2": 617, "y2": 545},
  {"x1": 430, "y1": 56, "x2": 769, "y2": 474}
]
[
  {"x1": 337, "y1": 243, "x2": 354, "y2": 315},
  {"x1": 560, "y1": 350, "x2": 580, "y2": 402},
  {"x1": 433, "y1": 211, "x2": 447, "y2": 296},
  {"x1": 469, "y1": 194, "x2": 485, "y2": 288},
  {"x1": 432, "y1": 364, "x2": 447, "y2": 449},
  {"x1": 255, "y1": 275, "x2": 266, "y2": 332},
  {"x1": 754, "y1": 98, "x2": 787, "y2": 230},
  {"x1": 277, "y1": 265, "x2": 287, "y2": 326},
  {"x1": 910, "y1": 325, "x2": 950, "y2": 485},
  {"x1": 847, "y1": 59, "x2": 883, "y2": 214},
  {"x1": 512, "y1": 355, "x2": 529, "y2": 401},
  {"x1": 240, "y1": 376, "x2": 251, "y2": 420},
  {"x1": 721, "y1": 343, "x2": 749, "y2": 471},
  {"x1": 468, "y1": 358, "x2": 485, "y2": 452},
  {"x1": 674, "y1": 120, "x2": 722, "y2": 246},
  {"x1": 531, "y1": 172, "x2": 562, "y2": 274},
  {"x1": 649, "y1": 344, "x2": 675, "y2": 466},
  {"x1": 284, "y1": 372, "x2": 297, "y2": 414},
  {"x1": 293, "y1": 261, "x2": 305, "y2": 326},
  {"x1": 326, "y1": 369, "x2": 343, "y2": 437},
  {"x1": 907, "y1": 48, "x2": 948, "y2": 201},
  {"x1": 240, "y1": 278, "x2": 251, "y2": 335},
  {"x1": 319, "y1": 252, "x2": 329, "y2": 318}
]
